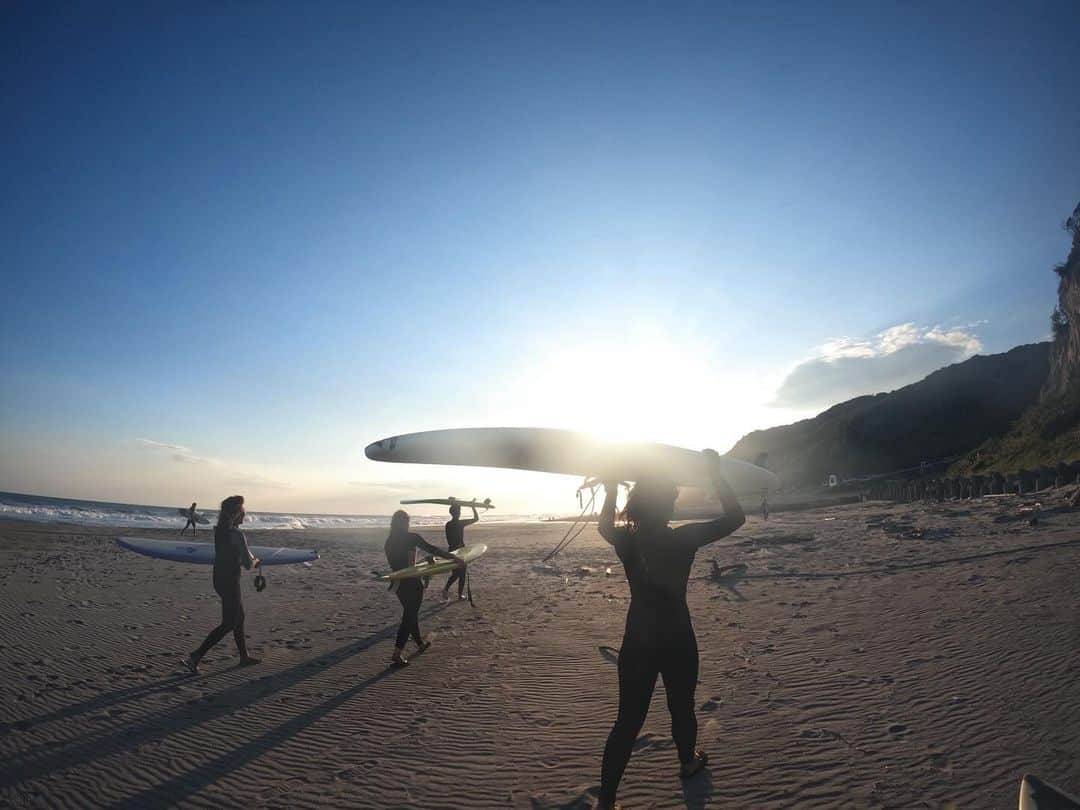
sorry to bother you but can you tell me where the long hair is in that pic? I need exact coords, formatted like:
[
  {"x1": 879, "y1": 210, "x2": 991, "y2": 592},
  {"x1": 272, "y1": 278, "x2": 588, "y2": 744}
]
[
  {"x1": 390, "y1": 509, "x2": 410, "y2": 535},
  {"x1": 216, "y1": 495, "x2": 245, "y2": 530},
  {"x1": 622, "y1": 478, "x2": 678, "y2": 532}
]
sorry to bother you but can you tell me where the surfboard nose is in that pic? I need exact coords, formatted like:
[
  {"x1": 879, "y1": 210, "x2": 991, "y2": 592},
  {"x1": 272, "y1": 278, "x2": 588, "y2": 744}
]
[{"x1": 365, "y1": 436, "x2": 396, "y2": 460}]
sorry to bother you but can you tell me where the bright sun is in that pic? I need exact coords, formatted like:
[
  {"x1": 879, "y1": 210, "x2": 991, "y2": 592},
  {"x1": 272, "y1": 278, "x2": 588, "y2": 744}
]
[{"x1": 498, "y1": 334, "x2": 767, "y2": 451}]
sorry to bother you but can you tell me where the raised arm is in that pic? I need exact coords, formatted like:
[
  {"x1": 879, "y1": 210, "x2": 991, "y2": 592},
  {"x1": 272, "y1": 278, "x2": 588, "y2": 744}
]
[
  {"x1": 597, "y1": 481, "x2": 621, "y2": 545},
  {"x1": 463, "y1": 506, "x2": 480, "y2": 526},
  {"x1": 675, "y1": 450, "x2": 746, "y2": 548}
]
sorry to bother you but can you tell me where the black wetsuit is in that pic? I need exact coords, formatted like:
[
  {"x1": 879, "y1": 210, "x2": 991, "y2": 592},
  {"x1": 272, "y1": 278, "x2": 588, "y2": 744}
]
[
  {"x1": 385, "y1": 530, "x2": 448, "y2": 648},
  {"x1": 194, "y1": 526, "x2": 253, "y2": 658},
  {"x1": 599, "y1": 520, "x2": 729, "y2": 803},
  {"x1": 443, "y1": 519, "x2": 467, "y2": 596}
]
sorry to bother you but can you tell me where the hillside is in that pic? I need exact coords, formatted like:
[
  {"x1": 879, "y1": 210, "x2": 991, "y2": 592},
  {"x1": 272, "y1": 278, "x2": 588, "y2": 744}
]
[
  {"x1": 953, "y1": 202, "x2": 1080, "y2": 474},
  {"x1": 727, "y1": 342, "x2": 1050, "y2": 487}
]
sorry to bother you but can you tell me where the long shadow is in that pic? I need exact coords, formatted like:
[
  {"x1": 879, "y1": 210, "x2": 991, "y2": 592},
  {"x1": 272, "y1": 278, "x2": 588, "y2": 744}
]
[
  {"x1": 0, "y1": 602, "x2": 450, "y2": 789},
  {"x1": 1, "y1": 669, "x2": 233, "y2": 734},
  {"x1": 707, "y1": 562, "x2": 749, "y2": 602},
  {"x1": 118, "y1": 647, "x2": 427, "y2": 807}
]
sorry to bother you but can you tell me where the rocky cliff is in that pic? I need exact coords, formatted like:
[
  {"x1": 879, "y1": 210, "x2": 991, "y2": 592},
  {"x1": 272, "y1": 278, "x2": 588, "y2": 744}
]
[{"x1": 952, "y1": 202, "x2": 1080, "y2": 474}]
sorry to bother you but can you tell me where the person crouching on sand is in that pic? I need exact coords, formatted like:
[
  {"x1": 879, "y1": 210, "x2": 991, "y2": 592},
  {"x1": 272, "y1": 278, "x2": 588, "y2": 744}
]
[
  {"x1": 385, "y1": 509, "x2": 462, "y2": 667},
  {"x1": 442, "y1": 501, "x2": 479, "y2": 601},
  {"x1": 595, "y1": 449, "x2": 745, "y2": 810},
  {"x1": 184, "y1": 495, "x2": 260, "y2": 674}
]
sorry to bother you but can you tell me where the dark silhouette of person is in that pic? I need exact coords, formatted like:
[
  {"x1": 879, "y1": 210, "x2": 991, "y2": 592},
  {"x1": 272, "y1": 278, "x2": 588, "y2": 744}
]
[
  {"x1": 442, "y1": 502, "x2": 479, "y2": 601},
  {"x1": 595, "y1": 449, "x2": 745, "y2": 809},
  {"x1": 181, "y1": 501, "x2": 198, "y2": 536},
  {"x1": 385, "y1": 510, "x2": 460, "y2": 667},
  {"x1": 184, "y1": 495, "x2": 259, "y2": 673}
]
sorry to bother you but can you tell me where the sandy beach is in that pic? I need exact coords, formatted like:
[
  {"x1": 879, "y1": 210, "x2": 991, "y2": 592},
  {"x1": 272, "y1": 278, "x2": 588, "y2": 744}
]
[{"x1": 1, "y1": 496, "x2": 1079, "y2": 808}]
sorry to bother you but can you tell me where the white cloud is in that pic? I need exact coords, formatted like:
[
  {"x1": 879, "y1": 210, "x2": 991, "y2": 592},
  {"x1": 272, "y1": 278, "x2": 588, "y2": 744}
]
[
  {"x1": 773, "y1": 322, "x2": 984, "y2": 410},
  {"x1": 135, "y1": 437, "x2": 191, "y2": 453}
]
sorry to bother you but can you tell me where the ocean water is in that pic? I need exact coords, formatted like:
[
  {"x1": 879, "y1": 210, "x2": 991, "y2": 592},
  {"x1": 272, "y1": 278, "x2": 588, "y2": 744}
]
[{"x1": 0, "y1": 491, "x2": 536, "y2": 531}]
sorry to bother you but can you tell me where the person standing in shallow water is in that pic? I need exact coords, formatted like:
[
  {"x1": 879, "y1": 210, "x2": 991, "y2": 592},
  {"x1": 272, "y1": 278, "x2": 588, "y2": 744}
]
[
  {"x1": 595, "y1": 450, "x2": 746, "y2": 810},
  {"x1": 385, "y1": 510, "x2": 461, "y2": 667},
  {"x1": 184, "y1": 495, "x2": 260, "y2": 674},
  {"x1": 181, "y1": 501, "x2": 198, "y2": 536},
  {"x1": 442, "y1": 502, "x2": 479, "y2": 601}
]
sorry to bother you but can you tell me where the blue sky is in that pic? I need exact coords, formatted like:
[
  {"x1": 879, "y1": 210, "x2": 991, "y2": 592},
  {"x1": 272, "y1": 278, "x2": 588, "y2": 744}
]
[{"x1": 2, "y1": 2, "x2": 1078, "y2": 514}]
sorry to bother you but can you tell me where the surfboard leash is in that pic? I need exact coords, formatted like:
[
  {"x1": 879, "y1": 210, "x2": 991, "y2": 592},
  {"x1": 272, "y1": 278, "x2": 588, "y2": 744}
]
[{"x1": 542, "y1": 482, "x2": 599, "y2": 562}]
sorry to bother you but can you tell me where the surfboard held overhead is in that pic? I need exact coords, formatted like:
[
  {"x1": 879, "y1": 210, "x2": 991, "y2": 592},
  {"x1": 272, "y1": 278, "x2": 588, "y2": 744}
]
[
  {"x1": 399, "y1": 497, "x2": 495, "y2": 509},
  {"x1": 366, "y1": 427, "x2": 779, "y2": 494}
]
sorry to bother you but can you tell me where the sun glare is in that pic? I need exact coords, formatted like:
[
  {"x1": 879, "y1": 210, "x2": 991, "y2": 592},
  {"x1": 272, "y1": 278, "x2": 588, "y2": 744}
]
[{"x1": 501, "y1": 335, "x2": 763, "y2": 449}]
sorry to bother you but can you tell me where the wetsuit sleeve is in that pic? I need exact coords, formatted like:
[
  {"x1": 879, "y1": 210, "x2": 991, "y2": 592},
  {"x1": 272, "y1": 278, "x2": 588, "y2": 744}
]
[
  {"x1": 414, "y1": 533, "x2": 456, "y2": 560},
  {"x1": 234, "y1": 530, "x2": 256, "y2": 569},
  {"x1": 675, "y1": 517, "x2": 743, "y2": 549},
  {"x1": 462, "y1": 507, "x2": 479, "y2": 526}
]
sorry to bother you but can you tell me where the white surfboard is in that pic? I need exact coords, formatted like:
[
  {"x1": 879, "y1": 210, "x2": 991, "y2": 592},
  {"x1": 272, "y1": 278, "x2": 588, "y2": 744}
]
[
  {"x1": 374, "y1": 543, "x2": 487, "y2": 582},
  {"x1": 116, "y1": 537, "x2": 318, "y2": 566},
  {"x1": 399, "y1": 497, "x2": 495, "y2": 509},
  {"x1": 366, "y1": 428, "x2": 778, "y2": 493}
]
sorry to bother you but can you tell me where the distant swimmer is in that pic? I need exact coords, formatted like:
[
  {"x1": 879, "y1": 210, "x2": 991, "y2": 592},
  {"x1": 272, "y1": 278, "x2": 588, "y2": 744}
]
[
  {"x1": 385, "y1": 510, "x2": 461, "y2": 668},
  {"x1": 442, "y1": 502, "x2": 479, "y2": 601},
  {"x1": 181, "y1": 502, "x2": 198, "y2": 536},
  {"x1": 183, "y1": 495, "x2": 260, "y2": 674},
  {"x1": 595, "y1": 449, "x2": 745, "y2": 809}
]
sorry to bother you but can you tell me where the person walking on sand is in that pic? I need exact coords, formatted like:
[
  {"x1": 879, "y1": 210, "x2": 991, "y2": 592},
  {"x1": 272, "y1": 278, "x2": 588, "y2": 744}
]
[
  {"x1": 595, "y1": 449, "x2": 745, "y2": 810},
  {"x1": 181, "y1": 501, "x2": 199, "y2": 536},
  {"x1": 184, "y1": 495, "x2": 260, "y2": 674},
  {"x1": 442, "y1": 502, "x2": 479, "y2": 601},
  {"x1": 385, "y1": 510, "x2": 462, "y2": 667}
]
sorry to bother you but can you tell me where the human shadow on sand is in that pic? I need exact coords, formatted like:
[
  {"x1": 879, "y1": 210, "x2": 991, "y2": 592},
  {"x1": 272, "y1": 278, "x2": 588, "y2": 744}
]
[
  {"x1": 0, "y1": 666, "x2": 241, "y2": 735},
  {"x1": 0, "y1": 602, "x2": 450, "y2": 790},
  {"x1": 707, "y1": 561, "x2": 749, "y2": 602},
  {"x1": 118, "y1": 645, "x2": 430, "y2": 807}
]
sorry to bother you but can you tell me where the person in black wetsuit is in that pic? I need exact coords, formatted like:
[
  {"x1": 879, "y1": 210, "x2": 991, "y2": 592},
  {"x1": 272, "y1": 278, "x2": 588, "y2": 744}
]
[
  {"x1": 441, "y1": 502, "x2": 479, "y2": 601},
  {"x1": 181, "y1": 502, "x2": 198, "y2": 536},
  {"x1": 595, "y1": 449, "x2": 745, "y2": 809},
  {"x1": 385, "y1": 509, "x2": 461, "y2": 667},
  {"x1": 184, "y1": 494, "x2": 260, "y2": 674}
]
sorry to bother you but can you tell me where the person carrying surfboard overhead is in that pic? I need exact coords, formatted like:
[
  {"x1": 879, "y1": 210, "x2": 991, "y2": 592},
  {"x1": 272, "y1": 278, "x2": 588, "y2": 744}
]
[
  {"x1": 385, "y1": 509, "x2": 461, "y2": 667},
  {"x1": 595, "y1": 449, "x2": 745, "y2": 809},
  {"x1": 184, "y1": 495, "x2": 260, "y2": 674},
  {"x1": 181, "y1": 502, "x2": 198, "y2": 536},
  {"x1": 442, "y1": 502, "x2": 478, "y2": 601}
]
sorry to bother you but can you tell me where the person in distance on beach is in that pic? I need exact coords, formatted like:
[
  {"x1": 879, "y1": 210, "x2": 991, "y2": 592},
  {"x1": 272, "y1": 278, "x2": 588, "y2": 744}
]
[
  {"x1": 385, "y1": 509, "x2": 462, "y2": 667},
  {"x1": 595, "y1": 449, "x2": 746, "y2": 810},
  {"x1": 442, "y1": 501, "x2": 479, "y2": 601},
  {"x1": 184, "y1": 495, "x2": 260, "y2": 673},
  {"x1": 181, "y1": 501, "x2": 198, "y2": 536}
]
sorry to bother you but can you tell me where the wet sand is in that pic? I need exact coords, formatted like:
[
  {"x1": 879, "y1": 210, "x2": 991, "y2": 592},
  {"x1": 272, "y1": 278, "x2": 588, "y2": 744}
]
[{"x1": 1, "y1": 494, "x2": 1079, "y2": 808}]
